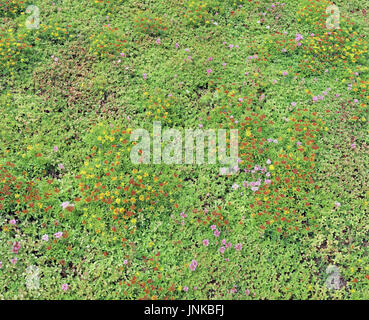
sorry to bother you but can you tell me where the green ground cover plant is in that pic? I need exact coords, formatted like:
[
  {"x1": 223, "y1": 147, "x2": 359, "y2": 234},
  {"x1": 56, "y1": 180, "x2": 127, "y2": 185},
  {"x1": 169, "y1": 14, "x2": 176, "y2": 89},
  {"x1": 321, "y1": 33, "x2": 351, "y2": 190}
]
[{"x1": 0, "y1": 0, "x2": 368, "y2": 299}]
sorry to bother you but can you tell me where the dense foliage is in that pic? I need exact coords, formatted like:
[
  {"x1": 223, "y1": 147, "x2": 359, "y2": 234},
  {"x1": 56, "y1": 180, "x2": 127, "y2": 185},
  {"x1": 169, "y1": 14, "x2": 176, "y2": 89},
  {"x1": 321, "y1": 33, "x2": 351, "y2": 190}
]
[{"x1": 0, "y1": 0, "x2": 368, "y2": 299}]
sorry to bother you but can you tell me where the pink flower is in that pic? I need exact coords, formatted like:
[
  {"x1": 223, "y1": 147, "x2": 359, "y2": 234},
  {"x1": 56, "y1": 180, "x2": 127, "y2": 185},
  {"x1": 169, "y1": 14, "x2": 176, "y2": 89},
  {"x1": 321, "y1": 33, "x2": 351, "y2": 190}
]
[
  {"x1": 214, "y1": 230, "x2": 220, "y2": 237},
  {"x1": 234, "y1": 243, "x2": 242, "y2": 251},
  {"x1": 232, "y1": 183, "x2": 239, "y2": 190},
  {"x1": 207, "y1": 69, "x2": 212, "y2": 74},
  {"x1": 189, "y1": 260, "x2": 198, "y2": 271},
  {"x1": 203, "y1": 239, "x2": 209, "y2": 246},
  {"x1": 61, "y1": 283, "x2": 69, "y2": 291},
  {"x1": 282, "y1": 71, "x2": 288, "y2": 76},
  {"x1": 42, "y1": 234, "x2": 49, "y2": 241},
  {"x1": 61, "y1": 201, "x2": 70, "y2": 209},
  {"x1": 12, "y1": 241, "x2": 21, "y2": 254},
  {"x1": 143, "y1": 73, "x2": 147, "y2": 80},
  {"x1": 210, "y1": 225, "x2": 217, "y2": 230},
  {"x1": 245, "y1": 289, "x2": 250, "y2": 295},
  {"x1": 295, "y1": 33, "x2": 304, "y2": 41},
  {"x1": 219, "y1": 246, "x2": 226, "y2": 254},
  {"x1": 10, "y1": 257, "x2": 17, "y2": 265},
  {"x1": 9, "y1": 219, "x2": 16, "y2": 225},
  {"x1": 0, "y1": 261, "x2": 2, "y2": 268},
  {"x1": 183, "y1": 286, "x2": 189, "y2": 292},
  {"x1": 156, "y1": 38, "x2": 161, "y2": 44},
  {"x1": 123, "y1": 260, "x2": 128, "y2": 264},
  {"x1": 58, "y1": 163, "x2": 65, "y2": 170},
  {"x1": 54, "y1": 232, "x2": 63, "y2": 239},
  {"x1": 53, "y1": 146, "x2": 58, "y2": 152}
]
